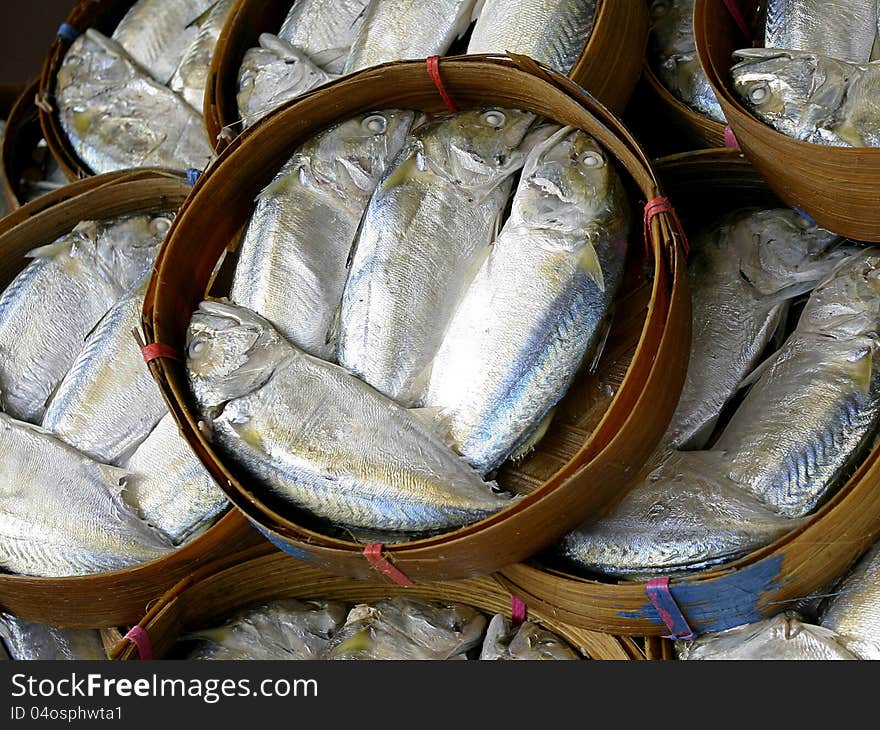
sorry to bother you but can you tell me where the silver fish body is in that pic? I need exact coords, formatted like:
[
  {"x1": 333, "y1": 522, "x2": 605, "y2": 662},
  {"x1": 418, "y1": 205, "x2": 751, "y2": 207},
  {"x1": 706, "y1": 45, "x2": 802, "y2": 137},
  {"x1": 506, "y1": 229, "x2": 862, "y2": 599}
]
[
  {"x1": 648, "y1": 0, "x2": 725, "y2": 123},
  {"x1": 0, "y1": 413, "x2": 172, "y2": 577},
  {"x1": 229, "y1": 110, "x2": 418, "y2": 359},
  {"x1": 187, "y1": 301, "x2": 517, "y2": 533},
  {"x1": 56, "y1": 30, "x2": 214, "y2": 174},
  {"x1": 323, "y1": 597, "x2": 487, "y2": 660},
  {"x1": 0, "y1": 614, "x2": 107, "y2": 661},
  {"x1": 279, "y1": 0, "x2": 370, "y2": 74},
  {"x1": 343, "y1": 0, "x2": 478, "y2": 73},
  {"x1": 170, "y1": 0, "x2": 237, "y2": 114},
  {"x1": 41, "y1": 278, "x2": 167, "y2": 465},
  {"x1": 554, "y1": 450, "x2": 798, "y2": 578},
  {"x1": 467, "y1": 0, "x2": 597, "y2": 75},
  {"x1": 122, "y1": 413, "x2": 228, "y2": 545},
  {"x1": 717, "y1": 251, "x2": 880, "y2": 518},
  {"x1": 338, "y1": 108, "x2": 535, "y2": 406},
  {"x1": 818, "y1": 541, "x2": 880, "y2": 660},
  {"x1": 237, "y1": 34, "x2": 334, "y2": 129},
  {"x1": 0, "y1": 215, "x2": 171, "y2": 423},
  {"x1": 479, "y1": 614, "x2": 580, "y2": 660},
  {"x1": 731, "y1": 48, "x2": 880, "y2": 147},
  {"x1": 765, "y1": 0, "x2": 877, "y2": 64},
  {"x1": 676, "y1": 612, "x2": 857, "y2": 660},
  {"x1": 112, "y1": 0, "x2": 218, "y2": 84},
  {"x1": 665, "y1": 208, "x2": 847, "y2": 451},
  {"x1": 186, "y1": 600, "x2": 348, "y2": 660},
  {"x1": 425, "y1": 127, "x2": 630, "y2": 474}
]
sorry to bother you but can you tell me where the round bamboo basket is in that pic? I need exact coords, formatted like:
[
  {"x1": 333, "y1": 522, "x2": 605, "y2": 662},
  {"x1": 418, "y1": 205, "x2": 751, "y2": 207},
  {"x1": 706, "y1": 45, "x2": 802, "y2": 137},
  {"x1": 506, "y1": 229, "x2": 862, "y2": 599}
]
[
  {"x1": 142, "y1": 54, "x2": 691, "y2": 585},
  {"x1": 497, "y1": 147, "x2": 880, "y2": 638},
  {"x1": 0, "y1": 170, "x2": 264, "y2": 628},
  {"x1": 1, "y1": 80, "x2": 46, "y2": 211},
  {"x1": 206, "y1": 0, "x2": 648, "y2": 151},
  {"x1": 111, "y1": 544, "x2": 647, "y2": 660},
  {"x1": 694, "y1": 0, "x2": 880, "y2": 241}
]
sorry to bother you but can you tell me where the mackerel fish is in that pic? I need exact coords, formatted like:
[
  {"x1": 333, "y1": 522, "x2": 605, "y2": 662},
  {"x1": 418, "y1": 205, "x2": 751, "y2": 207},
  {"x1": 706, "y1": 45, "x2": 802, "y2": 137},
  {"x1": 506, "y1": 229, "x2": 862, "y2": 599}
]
[
  {"x1": 187, "y1": 301, "x2": 517, "y2": 533},
  {"x1": 279, "y1": 0, "x2": 371, "y2": 74},
  {"x1": 479, "y1": 614, "x2": 580, "y2": 660},
  {"x1": 343, "y1": 0, "x2": 479, "y2": 74},
  {"x1": 0, "y1": 214, "x2": 171, "y2": 424},
  {"x1": 229, "y1": 109, "x2": 418, "y2": 359},
  {"x1": 467, "y1": 0, "x2": 597, "y2": 75},
  {"x1": 0, "y1": 614, "x2": 107, "y2": 661},
  {"x1": 324, "y1": 597, "x2": 486, "y2": 660},
  {"x1": 338, "y1": 108, "x2": 535, "y2": 406},
  {"x1": 0, "y1": 412, "x2": 172, "y2": 578},
  {"x1": 56, "y1": 29, "x2": 214, "y2": 173},
  {"x1": 731, "y1": 48, "x2": 880, "y2": 147},
  {"x1": 425, "y1": 126, "x2": 630, "y2": 475}
]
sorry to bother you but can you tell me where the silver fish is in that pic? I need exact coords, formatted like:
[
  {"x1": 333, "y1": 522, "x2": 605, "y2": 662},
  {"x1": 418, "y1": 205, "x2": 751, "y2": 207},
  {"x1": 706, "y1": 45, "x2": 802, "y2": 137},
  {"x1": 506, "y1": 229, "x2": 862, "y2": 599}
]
[
  {"x1": 0, "y1": 214, "x2": 171, "y2": 423},
  {"x1": 187, "y1": 301, "x2": 517, "y2": 532},
  {"x1": 731, "y1": 48, "x2": 880, "y2": 147},
  {"x1": 479, "y1": 614, "x2": 580, "y2": 660},
  {"x1": 41, "y1": 277, "x2": 167, "y2": 465},
  {"x1": 122, "y1": 413, "x2": 228, "y2": 545},
  {"x1": 425, "y1": 127, "x2": 630, "y2": 474},
  {"x1": 56, "y1": 29, "x2": 214, "y2": 174},
  {"x1": 818, "y1": 541, "x2": 880, "y2": 660},
  {"x1": 717, "y1": 251, "x2": 880, "y2": 518},
  {"x1": 279, "y1": 0, "x2": 371, "y2": 74},
  {"x1": 237, "y1": 34, "x2": 334, "y2": 129},
  {"x1": 338, "y1": 108, "x2": 535, "y2": 406},
  {"x1": 185, "y1": 600, "x2": 348, "y2": 660},
  {"x1": 323, "y1": 597, "x2": 486, "y2": 660},
  {"x1": 112, "y1": 0, "x2": 218, "y2": 84},
  {"x1": 765, "y1": 0, "x2": 877, "y2": 64},
  {"x1": 0, "y1": 413, "x2": 172, "y2": 577},
  {"x1": 467, "y1": 0, "x2": 597, "y2": 75},
  {"x1": 648, "y1": 0, "x2": 726, "y2": 123},
  {"x1": 229, "y1": 109, "x2": 418, "y2": 359},
  {"x1": 0, "y1": 614, "x2": 107, "y2": 661},
  {"x1": 665, "y1": 208, "x2": 847, "y2": 451},
  {"x1": 676, "y1": 612, "x2": 857, "y2": 660},
  {"x1": 343, "y1": 0, "x2": 479, "y2": 74},
  {"x1": 170, "y1": 0, "x2": 237, "y2": 114},
  {"x1": 554, "y1": 450, "x2": 798, "y2": 578}
]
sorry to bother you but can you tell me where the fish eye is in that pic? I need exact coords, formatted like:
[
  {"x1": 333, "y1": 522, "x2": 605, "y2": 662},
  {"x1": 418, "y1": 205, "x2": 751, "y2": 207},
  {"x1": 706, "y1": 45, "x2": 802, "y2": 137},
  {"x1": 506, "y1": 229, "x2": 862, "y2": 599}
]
[
  {"x1": 650, "y1": 0, "x2": 670, "y2": 18},
  {"x1": 481, "y1": 110, "x2": 506, "y2": 127},
  {"x1": 188, "y1": 337, "x2": 209, "y2": 359},
  {"x1": 748, "y1": 81, "x2": 771, "y2": 104},
  {"x1": 151, "y1": 217, "x2": 171, "y2": 235},
  {"x1": 362, "y1": 114, "x2": 387, "y2": 134},
  {"x1": 581, "y1": 151, "x2": 605, "y2": 168}
]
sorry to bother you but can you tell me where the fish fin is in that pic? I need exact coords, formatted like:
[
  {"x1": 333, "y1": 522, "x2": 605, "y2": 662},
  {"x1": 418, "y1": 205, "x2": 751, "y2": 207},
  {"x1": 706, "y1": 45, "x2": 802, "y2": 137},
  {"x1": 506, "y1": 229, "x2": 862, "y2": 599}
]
[
  {"x1": 345, "y1": 207, "x2": 370, "y2": 268},
  {"x1": 25, "y1": 240, "x2": 72, "y2": 260},
  {"x1": 850, "y1": 348, "x2": 874, "y2": 394},
  {"x1": 833, "y1": 121, "x2": 865, "y2": 148},
  {"x1": 409, "y1": 406, "x2": 456, "y2": 448},
  {"x1": 588, "y1": 314, "x2": 614, "y2": 374},
  {"x1": 578, "y1": 241, "x2": 605, "y2": 292},
  {"x1": 96, "y1": 464, "x2": 131, "y2": 494},
  {"x1": 509, "y1": 407, "x2": 557, "y2": 463}
]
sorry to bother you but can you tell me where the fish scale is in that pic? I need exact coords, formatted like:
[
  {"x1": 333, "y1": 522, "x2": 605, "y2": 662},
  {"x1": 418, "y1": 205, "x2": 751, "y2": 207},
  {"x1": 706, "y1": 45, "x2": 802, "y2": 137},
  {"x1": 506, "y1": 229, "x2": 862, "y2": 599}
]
[
  {"x1": 279, "y1": 0, "x2": 370, "y2": 74},
  {"x1": 0, "y1": 614, "x2": 107, "y2": 660}
]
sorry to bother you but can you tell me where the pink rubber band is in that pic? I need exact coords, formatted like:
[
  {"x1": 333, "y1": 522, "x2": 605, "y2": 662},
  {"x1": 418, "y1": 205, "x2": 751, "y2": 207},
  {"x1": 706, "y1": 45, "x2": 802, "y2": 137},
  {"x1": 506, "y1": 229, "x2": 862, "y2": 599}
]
[
  {"x1": 646, "y1": 578, "x2": 694, "y2": 641},
  {"x1": 141, "y1": 342, "x2": 181, "y2": 364},
  {"x1": 644, "y1": 196, "x2": 690, "y2": 258},
  {"x1": 363, "y1": 544, "x2": 414, "y2": 587},
  {"x1": 723, "y1": 125, "x2": 739, "y2": 148},
  {"x1": 722, "y1": 0, "x2": 752, "y2": 41},
  {"x1": 426, "y1": 56, "x2": 458, "y2": 113},
  {"x1": 124, "y1": 626, "x2": 153, "y2": 660},
  {"x1": 511, "y1": 596, "x2": 527, "y2": 627}
]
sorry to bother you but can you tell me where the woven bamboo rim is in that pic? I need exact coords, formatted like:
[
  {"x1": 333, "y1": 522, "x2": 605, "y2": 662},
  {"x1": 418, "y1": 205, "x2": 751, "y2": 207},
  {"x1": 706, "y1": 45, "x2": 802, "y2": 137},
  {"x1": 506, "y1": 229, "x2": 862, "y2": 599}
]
[
  {"x1": 0, "y1": 170, "x2": 264, "y2": 628},
  {"x1": 206, "y1": 0, "x2": 647, "y2": 152},
  {"x1": 142, "y1": 54, "x2": 690, "y2": 585},
  {"x1": 694, "y1": 0, "x2": 880, "y2": 241},
  {"x1": 111, "y1": 544, "x2": 647, "y2": 660},
  {"x1": 1, "y1": 79, "x2": 44, "y2": 211},
  {"x1": 497, "y1": 147, "x2": 880, "y2": 638}
]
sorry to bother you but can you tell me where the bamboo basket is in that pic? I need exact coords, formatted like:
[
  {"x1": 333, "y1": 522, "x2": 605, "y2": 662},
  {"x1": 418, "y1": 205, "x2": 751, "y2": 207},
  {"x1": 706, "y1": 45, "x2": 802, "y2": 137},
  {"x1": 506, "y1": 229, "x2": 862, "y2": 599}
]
[
  {"x1": 142, "y1": 54, "x2": 690, "y2": 585},
  {"x1": 111, "y1": 544, "x2": 647, "y2": 660},
  {"x1": 206, "y1": 0, "x2": 648, "y2": 151},
  {"x1": 497, "y1": 147, "x2": 880, "y2": 638},
  {"x1": 694, "y1": 0, "x2": 880, "y2": 241},
  {"x1": 0, "y1": 170, "x2": 264, "y2": 628},
  {"x1": 1, "y1": 80, "x2": 45, "y2": 211}
]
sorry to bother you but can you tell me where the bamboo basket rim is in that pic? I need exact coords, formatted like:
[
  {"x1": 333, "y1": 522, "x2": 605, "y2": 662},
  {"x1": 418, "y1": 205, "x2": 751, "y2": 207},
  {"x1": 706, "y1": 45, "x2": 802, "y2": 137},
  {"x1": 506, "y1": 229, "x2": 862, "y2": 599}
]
[
  {"x1": 0, "y1": 79, "x2": 36, "y2": 211},
  {"x1": 111, "y1": 544, "x2": 647, "y2": 660},
  {"x1": 142, "y1": 54, "x2": 690, "y2": 583}
]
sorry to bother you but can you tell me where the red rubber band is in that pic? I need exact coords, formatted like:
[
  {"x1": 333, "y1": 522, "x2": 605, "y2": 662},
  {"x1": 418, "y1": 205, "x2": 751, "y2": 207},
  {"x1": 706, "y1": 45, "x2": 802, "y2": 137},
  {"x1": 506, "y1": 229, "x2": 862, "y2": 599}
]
[
  {"x1": 141, "y1": 343, "x2": 182, "y2": 364},
  {"x1": 646, "y1": 578, "x2": 694, "y2": 641},
  {"x1": 722, "y1": 0, "x2": 752, "y2": 41},
  {"x1": 511, "y1": 596, "x2": 527, "y2": 627},
  {"x1": 426, "y1": 56, "x2": 457, "y2": 113},
  {"x1": 124, "y1": 626, "x2": 153, "y2": 660},
  {"x1": 723, "y1": 125, "x2": 739, "y2": 148},
  {"x1": 644, "y1": 196, "x2": 690, "y2": 259},
  {"x1": 363, "y1": 544, "x2": 414, "y2": 587}
]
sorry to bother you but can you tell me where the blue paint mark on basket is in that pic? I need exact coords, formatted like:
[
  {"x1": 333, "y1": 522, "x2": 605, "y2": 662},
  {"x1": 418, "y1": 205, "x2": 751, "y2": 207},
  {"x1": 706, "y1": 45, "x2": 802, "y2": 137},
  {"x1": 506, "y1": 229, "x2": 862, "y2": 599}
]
[
  {"x1": 621, "y1": 554, "x2": 786, "y2": 636},
  {"x1": 249, "y1": 520, "x2": 314, "y2": 563}
]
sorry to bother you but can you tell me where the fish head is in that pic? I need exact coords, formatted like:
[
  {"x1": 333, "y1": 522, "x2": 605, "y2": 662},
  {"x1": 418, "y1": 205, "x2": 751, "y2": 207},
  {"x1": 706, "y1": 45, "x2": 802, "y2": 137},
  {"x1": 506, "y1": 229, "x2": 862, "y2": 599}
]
[
  {"x1": 511, "y1": 127, "x2": 628, "y2": 236},
  {"x1": 186, "y1": 300, "x2": 287, "y2": 410},
  {"x1": 731, "y1": 49, "x2": 847, "y2": 137},
  {"x1": 83, "y1": 215, "x2": 172, "y2": 292},
  {"x1": 649, "y1": 0, "x2": 694, "y2": 59},
  {"x1": 413, "y1": 109, "x2": 536, "y2": 190}
]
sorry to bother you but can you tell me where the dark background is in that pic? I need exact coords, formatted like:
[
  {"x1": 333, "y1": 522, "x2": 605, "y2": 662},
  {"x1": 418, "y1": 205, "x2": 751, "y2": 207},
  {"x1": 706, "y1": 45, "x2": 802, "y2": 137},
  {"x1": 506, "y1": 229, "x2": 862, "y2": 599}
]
[{"x1": 0, "y1": 1, "x2": 76, "y2": 86}]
